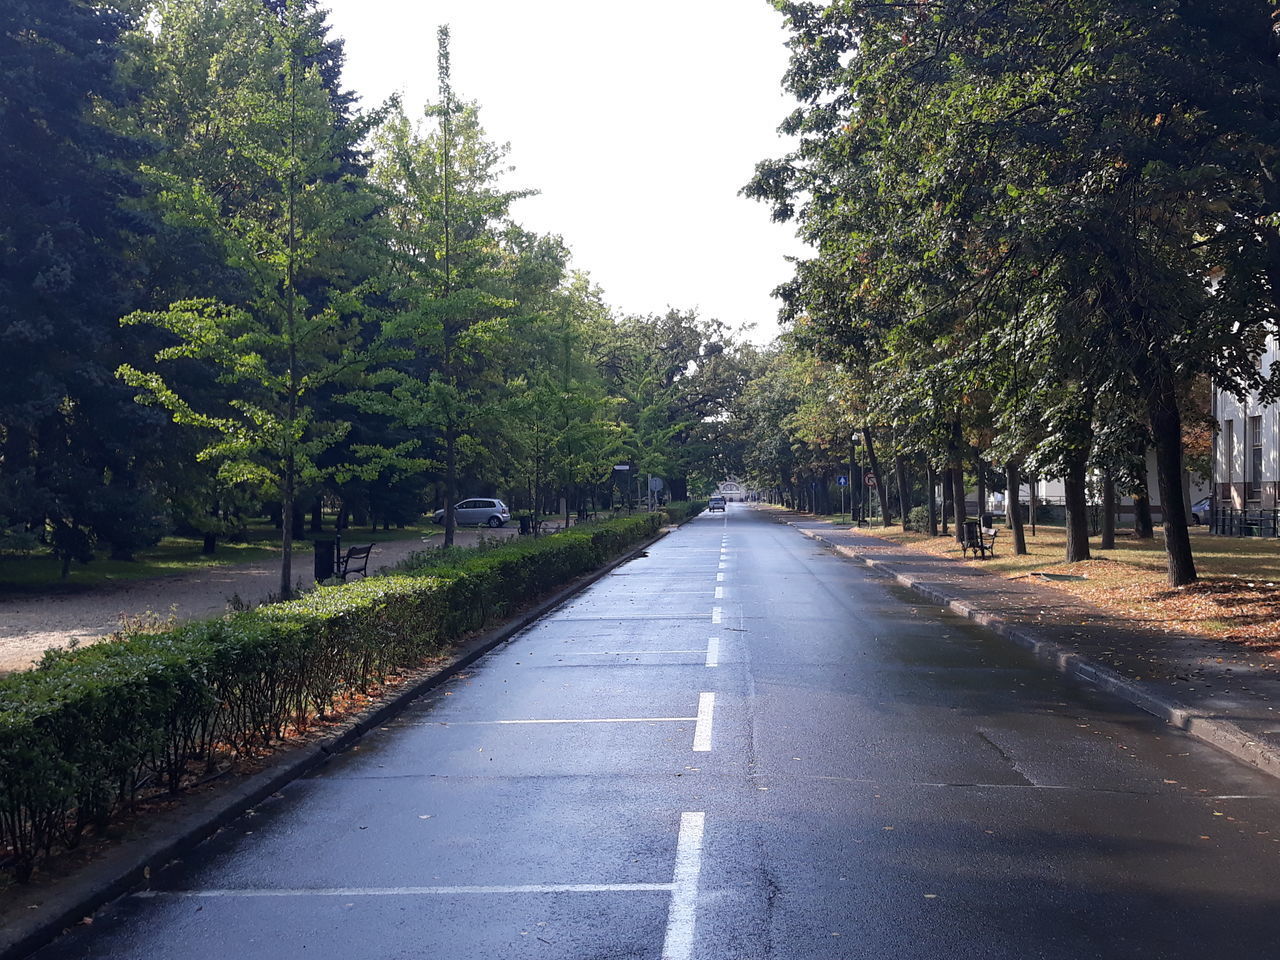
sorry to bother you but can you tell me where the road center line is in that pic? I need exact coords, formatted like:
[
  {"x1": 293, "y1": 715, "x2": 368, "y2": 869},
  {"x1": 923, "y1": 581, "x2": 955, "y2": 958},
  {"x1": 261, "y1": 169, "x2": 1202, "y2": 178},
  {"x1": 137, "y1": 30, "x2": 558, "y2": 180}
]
[
  {"x1": 692, "y1": 693, "x2": 715, "y2": 751},
  {"x1": 705, "y1": 637, "x2": 720, "y2": 668},
  {"x1": 136, "y1": 883, "x2": 676, "y2": 899},
  {"x1": 711, "y1": 606, "x2": 722, "y2": 624},
  {"x1": 716, "y1": 572, "x2": 724, "y2": 582},
  {"x1": 661, "y1": 812, "x2": 706, "y2": 960},
  {"x1": 714, "y1": 586, "x2": 724, "y2": 599}
]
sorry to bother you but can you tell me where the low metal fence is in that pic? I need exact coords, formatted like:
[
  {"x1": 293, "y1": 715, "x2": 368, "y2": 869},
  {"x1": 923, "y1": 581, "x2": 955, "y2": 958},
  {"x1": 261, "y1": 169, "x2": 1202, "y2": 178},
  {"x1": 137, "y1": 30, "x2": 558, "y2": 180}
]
[{"x1": 1211, "y1": 505, "x2": 1280, "y2": 538}]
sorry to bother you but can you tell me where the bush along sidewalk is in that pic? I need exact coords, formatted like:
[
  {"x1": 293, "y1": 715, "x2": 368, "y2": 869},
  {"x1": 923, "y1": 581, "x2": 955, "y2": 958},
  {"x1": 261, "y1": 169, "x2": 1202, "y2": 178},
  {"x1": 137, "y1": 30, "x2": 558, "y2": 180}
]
[{"x1": 0, "y1": 513, "x2": 665, "y2": 883}]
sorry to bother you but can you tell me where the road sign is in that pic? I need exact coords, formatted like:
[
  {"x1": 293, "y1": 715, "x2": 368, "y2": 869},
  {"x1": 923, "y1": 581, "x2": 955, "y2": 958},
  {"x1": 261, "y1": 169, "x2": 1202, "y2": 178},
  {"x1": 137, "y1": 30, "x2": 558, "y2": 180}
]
[
  {"x1": 864, "y1": 474, "x2": 877, "y2": 487},
  {"x1": 613, "y1": 465, "x2": 630, "y2": 471},
  {"x1": 836, "y1": 475, "x2": 848, "y2": 487},
  {"x1": 648, "y1": 476, "x2": 664, "y2": 492}
]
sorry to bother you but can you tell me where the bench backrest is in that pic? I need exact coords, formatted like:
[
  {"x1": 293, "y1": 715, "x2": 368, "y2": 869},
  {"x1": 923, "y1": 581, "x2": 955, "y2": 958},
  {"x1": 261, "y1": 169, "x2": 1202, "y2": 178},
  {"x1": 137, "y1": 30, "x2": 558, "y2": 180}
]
[{"x1": 345, "y1": 544, "x2": 372, "y2": 560}]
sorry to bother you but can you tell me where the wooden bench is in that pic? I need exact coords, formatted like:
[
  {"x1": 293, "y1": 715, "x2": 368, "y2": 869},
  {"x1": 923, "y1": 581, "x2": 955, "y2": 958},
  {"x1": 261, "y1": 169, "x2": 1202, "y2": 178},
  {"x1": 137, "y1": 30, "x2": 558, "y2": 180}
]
[
  {"x1": 960, "y1": 521, "x2": 998, "y2": 559},
  {"x1": 336, "y1": 543, "x2": 373, "y2": 580}
]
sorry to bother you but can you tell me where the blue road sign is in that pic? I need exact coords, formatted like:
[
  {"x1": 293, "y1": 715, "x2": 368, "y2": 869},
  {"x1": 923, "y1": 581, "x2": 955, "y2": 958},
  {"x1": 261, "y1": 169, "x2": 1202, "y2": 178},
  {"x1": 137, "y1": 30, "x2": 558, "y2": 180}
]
[{"x1": 836, "y1": 475, "x2": 849, "y2": 487}]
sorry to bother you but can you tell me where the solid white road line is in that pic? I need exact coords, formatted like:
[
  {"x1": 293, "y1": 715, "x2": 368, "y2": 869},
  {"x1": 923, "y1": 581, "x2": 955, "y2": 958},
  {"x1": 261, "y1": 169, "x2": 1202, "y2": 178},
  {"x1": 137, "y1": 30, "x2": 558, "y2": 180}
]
[
  {"x1": 661, "y1": 812, "x2": 706, "y2": 960},
  {"x1": 692, "y1": 693, "x2": 715, "y2": 751},
  {"x1": 705, "y1": 637, "x2": 720, "y2": 668},
  {"x1": 711, "y1": 606, "x2": 722, "y2": 624},
  {"x1": 137, "y1": 883, "x2": 676, "y2": 899}
]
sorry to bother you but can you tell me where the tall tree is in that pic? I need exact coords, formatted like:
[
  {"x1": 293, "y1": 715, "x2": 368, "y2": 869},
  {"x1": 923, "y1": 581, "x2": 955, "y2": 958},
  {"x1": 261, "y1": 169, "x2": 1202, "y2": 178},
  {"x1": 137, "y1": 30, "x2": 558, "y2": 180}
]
[
  {"x1": 118, "y1": 0, "x2": 378, "y2": 597},
  {"x1": 361, "y1": 33, "x2": 529, "y2": 545},
  {"x1": 0, "y1": 0, "x2": 172, "y2": 575}
]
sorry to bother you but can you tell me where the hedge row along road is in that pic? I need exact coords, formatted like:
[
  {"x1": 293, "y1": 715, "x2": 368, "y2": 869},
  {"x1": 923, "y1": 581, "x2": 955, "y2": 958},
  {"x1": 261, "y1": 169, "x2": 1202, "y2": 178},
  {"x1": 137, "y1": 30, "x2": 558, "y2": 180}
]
[
  {"x1": 22, "y1": 504, "x2": 1280, "y2": 960},
  {"x1": 0, "y1": 511, "x2": 680, "y2": 887}
]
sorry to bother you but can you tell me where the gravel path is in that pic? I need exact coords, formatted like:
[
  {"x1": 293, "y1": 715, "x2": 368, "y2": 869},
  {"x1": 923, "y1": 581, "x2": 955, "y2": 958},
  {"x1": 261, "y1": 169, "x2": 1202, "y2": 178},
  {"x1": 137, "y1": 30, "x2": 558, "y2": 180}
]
[{"x1": 0, "y1": 527, "x2": 519, "y2": 674}]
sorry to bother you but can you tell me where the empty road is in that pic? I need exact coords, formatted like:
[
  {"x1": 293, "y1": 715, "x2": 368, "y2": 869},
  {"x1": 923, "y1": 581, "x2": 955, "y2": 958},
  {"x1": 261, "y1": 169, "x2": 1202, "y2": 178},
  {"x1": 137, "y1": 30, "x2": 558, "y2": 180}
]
[{"x1": 31, "y1": 505, "x2": 1280, "y2": 959}]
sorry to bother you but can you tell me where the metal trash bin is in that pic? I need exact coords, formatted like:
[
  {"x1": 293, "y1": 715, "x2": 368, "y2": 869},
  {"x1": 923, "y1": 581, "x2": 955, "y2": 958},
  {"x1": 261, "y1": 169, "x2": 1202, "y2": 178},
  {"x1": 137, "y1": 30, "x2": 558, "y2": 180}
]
[{"x1": 313, "y1": 538, "x2": 336, "y2": 581}]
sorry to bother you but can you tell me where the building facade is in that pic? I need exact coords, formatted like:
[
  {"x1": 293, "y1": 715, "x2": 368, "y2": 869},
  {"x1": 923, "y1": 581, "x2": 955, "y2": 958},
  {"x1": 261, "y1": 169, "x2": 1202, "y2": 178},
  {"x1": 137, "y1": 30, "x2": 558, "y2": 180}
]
[{"x1": 1213, "y1": 342, "x2": 1279, "y2": 510}]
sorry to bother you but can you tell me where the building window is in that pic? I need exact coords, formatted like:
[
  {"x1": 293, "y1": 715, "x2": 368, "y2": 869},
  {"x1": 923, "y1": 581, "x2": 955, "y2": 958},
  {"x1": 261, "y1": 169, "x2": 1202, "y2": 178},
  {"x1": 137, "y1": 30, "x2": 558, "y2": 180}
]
[{"x1": 1249, "y1": 415, "x2": 1263, "y2": 501}]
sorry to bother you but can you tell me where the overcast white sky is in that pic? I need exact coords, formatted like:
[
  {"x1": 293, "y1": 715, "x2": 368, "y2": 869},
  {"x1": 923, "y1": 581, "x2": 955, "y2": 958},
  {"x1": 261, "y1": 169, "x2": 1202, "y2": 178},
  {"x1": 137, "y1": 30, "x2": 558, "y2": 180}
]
[{"x1": 323, "y1": 0, "x2": 805, "y2": 343}]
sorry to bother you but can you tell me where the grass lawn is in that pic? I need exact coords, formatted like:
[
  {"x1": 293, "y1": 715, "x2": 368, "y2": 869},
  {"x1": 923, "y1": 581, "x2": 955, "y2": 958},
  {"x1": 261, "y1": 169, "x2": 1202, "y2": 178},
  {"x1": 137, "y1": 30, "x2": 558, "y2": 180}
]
[{"x1": 0, "y1": 520, "x2": 435, "y2": 594}]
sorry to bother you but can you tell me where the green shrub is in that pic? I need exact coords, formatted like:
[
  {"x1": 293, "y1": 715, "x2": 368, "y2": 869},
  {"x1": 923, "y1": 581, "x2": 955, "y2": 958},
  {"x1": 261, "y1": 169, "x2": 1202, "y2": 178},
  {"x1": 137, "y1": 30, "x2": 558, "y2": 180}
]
[
  {"x1": 907, "y1": 505, "x2": 931, "y2": 532},
  {"x1": 663, "y1": 501, "x2": 707, "y2": 524},
  {"x1": 0, "y1": 513, "x2": 662, "y2": 881}
]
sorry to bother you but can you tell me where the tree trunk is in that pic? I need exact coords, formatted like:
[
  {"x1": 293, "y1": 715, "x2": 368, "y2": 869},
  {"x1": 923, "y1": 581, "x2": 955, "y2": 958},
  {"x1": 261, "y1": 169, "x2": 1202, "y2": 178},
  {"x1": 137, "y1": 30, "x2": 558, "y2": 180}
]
[
  {"x1": 941, "y1": 467, "x2": 950, "y2": 537},
  {"x1": 1147, "y1": 367, "x2": 1198, "y2": 586},
  {"x1": 203, "y1": 498, "x2": 220, "y2": 555},
  {"x1": 310, "y1": 497, "x2": 323, "y2": 533},
  {"x1": 1006, "y1": 462, "x2": 1027, "y2": 555},
  {"x1": 926, "y1": 462, "x2": 939, "y2": 536},
  {"x1": 861, "y1": 427, "x2": 890, "y2": 528},
  {"x1": 1029, "y1": 474, "x2": 1038, "y2": 537},
  {"x1": 1063, "y1": 450, "x2": 1091, "y2": 563},
  {"x1": 894, "y1": 455, "x2": 909, "y2": 528},
  {"x1": 1132, "y1": 457, "x2": 1155, "y2": 539},
  {"x1": 949, "y1": 422, "x2": 965, "y2": 542},
  {"x1": 1100, "y1": 472, "x2": 1117, "y2": 550},
  {"x1": 444, "y1": 425, "x2": 457, "y2": 547},
  {"x1": 280, "y1": 457, "x2": 295, "y2": 600}
]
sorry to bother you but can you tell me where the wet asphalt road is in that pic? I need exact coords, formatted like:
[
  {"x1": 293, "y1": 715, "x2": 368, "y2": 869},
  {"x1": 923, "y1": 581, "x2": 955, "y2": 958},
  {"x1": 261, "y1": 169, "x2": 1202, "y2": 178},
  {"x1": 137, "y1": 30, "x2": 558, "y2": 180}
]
[{"x1": 30, "y1": 505, "x2": 1280, "y2": 959}]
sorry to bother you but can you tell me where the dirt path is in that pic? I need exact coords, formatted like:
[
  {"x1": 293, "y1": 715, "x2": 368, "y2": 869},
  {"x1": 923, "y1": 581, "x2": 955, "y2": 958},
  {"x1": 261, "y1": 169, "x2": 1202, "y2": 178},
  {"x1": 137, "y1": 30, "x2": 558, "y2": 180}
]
[{"x1": 0, "y1": 527, "x2": 519, "y2": 674}]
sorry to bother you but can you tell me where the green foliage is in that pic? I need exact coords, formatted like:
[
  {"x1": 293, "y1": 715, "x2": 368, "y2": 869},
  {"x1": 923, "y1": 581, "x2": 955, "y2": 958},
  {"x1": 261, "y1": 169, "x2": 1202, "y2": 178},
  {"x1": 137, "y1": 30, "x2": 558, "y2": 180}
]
[
  {"x1": 4, "y1": 0, "x2": 751, "y2": 587},
  {"x1": 116, "y1": 0, "x2": 381, "y2": 596},
  {"x1": 0, "y1": 0, "x2": 168, "y2": 571},
  {"x1": 745, "y1": 0, "x2": 1280, "y2": 584},
  {"x1": 662, "y1": 501, "x2": 707, "y2": 524},
  {"x1": 0, "y1": 513, "x2": 661, "y2": 882}
]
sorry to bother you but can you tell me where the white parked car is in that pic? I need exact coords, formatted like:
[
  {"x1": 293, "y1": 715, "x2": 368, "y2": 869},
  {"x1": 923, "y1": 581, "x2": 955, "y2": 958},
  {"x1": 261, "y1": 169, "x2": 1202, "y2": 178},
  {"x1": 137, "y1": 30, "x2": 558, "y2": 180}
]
[{"x1": 432, "y1": 498, "x2": 510, "y2": 528}]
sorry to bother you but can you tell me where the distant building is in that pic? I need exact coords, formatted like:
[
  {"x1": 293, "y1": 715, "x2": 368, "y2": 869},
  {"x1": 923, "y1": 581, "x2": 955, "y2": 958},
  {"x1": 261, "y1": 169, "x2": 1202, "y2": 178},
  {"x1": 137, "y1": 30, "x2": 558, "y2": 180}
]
[{"x1": 1213, "y1": 349, "x2": 1277, "y2": 509}]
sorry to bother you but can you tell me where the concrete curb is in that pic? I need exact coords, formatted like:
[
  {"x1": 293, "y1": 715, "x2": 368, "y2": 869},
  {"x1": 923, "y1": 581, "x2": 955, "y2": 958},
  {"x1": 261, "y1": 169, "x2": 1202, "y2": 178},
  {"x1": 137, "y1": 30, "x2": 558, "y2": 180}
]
[
  {"x1": 793, "y1": 524, "x2": 1280, "y2": 784},
  {"x1": 0, "y1": 528, "x2": 671, "y2": 960}
]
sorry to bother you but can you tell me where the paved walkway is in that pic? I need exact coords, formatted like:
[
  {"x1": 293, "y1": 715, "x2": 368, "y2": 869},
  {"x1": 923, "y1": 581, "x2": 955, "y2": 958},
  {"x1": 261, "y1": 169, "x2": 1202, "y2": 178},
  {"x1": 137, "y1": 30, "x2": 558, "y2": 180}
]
[
  {"x1": 0, "y1": 527, "x2": 519, "y2": 674},
  {"x1": 778, "y1": 510, "x2": 1280, "y2": 781}
]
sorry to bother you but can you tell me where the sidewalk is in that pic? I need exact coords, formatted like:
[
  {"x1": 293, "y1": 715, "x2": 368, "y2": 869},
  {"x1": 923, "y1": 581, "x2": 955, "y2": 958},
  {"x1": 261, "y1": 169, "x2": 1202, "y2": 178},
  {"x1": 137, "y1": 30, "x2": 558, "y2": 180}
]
[{"x1": 775, "y1": 511, "x2": 1280, "y2": 781}]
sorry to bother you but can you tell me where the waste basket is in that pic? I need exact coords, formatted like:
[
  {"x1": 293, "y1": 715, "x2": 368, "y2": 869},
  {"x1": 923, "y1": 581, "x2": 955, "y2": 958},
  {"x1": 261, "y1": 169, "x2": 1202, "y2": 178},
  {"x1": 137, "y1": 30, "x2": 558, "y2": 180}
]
[{"x1": 313, "y1": 538, "x2": 336, "y2": 581}]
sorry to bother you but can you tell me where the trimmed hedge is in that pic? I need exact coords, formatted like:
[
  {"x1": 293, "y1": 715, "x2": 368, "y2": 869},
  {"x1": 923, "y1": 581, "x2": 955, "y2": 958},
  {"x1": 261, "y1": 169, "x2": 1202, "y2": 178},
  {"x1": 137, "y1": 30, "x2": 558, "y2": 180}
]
[
  {"x1": 0, "y1": 513, "x2": 662, "y2": 881},
  {"x1": 663, "y1": 501, "x2": 707, "y2": 524}
]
